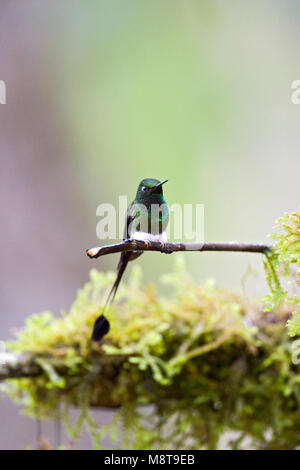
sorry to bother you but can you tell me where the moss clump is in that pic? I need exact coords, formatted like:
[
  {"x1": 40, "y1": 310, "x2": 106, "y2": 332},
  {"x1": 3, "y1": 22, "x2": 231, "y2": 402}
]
[
  {"x1": 1, "y1": 259, "x2": 300, "y2": 449},
  {"x1": 263, "y1": 210, "x2": 300, "y2": 338}
]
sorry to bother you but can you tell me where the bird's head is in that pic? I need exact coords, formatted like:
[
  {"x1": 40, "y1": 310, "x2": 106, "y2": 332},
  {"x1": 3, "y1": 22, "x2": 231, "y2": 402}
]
[{"x1": 135, "y1": 178, "x2": 168, "y2": 202}]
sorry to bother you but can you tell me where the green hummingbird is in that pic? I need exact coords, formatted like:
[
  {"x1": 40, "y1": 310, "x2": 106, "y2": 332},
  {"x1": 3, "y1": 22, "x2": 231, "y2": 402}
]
[{"x1": 92, "y1": 178, "x2": 169, "y2": 342}]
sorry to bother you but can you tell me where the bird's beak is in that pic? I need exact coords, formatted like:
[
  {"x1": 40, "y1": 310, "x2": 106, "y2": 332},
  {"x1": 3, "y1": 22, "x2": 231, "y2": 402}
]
[{"x1": 152, "y1": 179, "x2": 168, "y2": 192}]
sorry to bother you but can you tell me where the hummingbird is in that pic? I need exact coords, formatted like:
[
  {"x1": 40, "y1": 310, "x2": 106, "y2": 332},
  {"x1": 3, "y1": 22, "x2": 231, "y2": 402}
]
[{"x1": 92, "y1": 178, "x2": 169, "y2": 342}]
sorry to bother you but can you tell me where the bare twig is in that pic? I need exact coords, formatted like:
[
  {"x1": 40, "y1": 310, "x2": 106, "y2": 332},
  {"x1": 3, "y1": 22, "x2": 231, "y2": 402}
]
[{"x1": 86, "y1": 239, "x2": 271, "y2": 259}]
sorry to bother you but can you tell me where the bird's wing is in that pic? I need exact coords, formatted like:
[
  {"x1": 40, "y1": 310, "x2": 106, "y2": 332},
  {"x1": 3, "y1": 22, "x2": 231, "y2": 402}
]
[
  {"x1": 121, "y1": 200, "x2": 143, "y2": 264},
  {"x1": 124, "y1": 201, "x2": 137, "y2": 239}
]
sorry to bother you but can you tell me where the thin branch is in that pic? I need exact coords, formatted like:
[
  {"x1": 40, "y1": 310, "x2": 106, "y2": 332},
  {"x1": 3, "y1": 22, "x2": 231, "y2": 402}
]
[{"x1": 86, "y1": 239, "x2": 271, "y2": 259}]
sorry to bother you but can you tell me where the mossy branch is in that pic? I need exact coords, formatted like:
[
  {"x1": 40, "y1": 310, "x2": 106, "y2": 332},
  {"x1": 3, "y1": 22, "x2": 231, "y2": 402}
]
[
  {"x1": 1, "y1": 265, "x2": 299, "y2": 449},
  {"x1": 1, "y1": 211, "x2": 299, "y2": 449},
  {"x1": 0, "y1": 352, "x2": 125, "y2": 407},
  {"x1": 0, "y1": 353, "x2": 40, "y2": 381},
  {"x1": 86, "y1": 239, "x2": 271, "y2": 259}
]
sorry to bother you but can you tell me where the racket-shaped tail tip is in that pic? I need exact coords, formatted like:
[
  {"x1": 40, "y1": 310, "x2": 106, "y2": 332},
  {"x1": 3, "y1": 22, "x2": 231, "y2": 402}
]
[{"x1": 92, "y1": 314, "x2": 110, "y2": 342}]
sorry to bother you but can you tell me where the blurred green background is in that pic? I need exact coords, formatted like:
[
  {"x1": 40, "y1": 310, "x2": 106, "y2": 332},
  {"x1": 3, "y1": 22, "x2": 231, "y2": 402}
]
[{"x1": 0, "y1": 0, "x2": 300, "y2": 449}]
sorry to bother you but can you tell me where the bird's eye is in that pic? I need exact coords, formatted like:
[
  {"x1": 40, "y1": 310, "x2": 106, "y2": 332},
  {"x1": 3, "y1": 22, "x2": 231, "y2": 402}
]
[{"x1": 142, "y1": 186, "x2": 148, "y2": 192}]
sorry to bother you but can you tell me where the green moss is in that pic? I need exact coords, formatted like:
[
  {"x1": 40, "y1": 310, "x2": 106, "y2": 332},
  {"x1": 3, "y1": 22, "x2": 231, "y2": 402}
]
[
  {"x1": 1, "y1": 258, "x2": 300, "y2": 449},
  {"x1": 2, "y1": 207, "x2": 300, "y2": 449},
  {"x1": 263, "y1": 210, "x2": 300, "y2": 336}
]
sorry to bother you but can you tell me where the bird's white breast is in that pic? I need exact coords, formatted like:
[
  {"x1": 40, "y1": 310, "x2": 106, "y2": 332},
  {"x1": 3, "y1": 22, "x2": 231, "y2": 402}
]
[{"x1": 131, "y1": 231, "x2": 167, "y2": 243}]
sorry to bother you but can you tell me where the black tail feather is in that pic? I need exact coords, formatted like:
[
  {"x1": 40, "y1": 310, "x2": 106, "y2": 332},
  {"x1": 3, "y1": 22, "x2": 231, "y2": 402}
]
[
  {"x1": 91, "y1": 314, "x2": 110, "y2": 342},
  {"x1": 91, "y1": 252, "x2": 131, "y2": 343}
]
